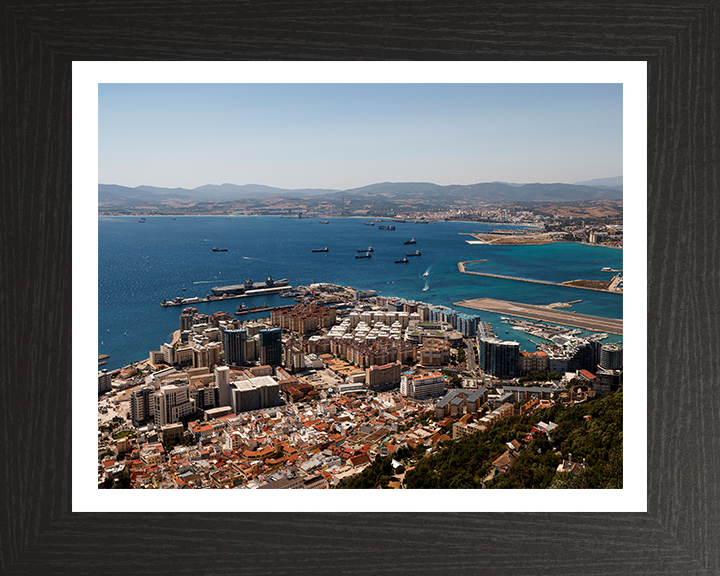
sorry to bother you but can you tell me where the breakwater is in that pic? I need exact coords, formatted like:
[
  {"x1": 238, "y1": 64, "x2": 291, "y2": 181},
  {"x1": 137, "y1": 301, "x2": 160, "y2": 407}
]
[{"x1": 457, "y1": 261, "x2": 621, "y2": 294}]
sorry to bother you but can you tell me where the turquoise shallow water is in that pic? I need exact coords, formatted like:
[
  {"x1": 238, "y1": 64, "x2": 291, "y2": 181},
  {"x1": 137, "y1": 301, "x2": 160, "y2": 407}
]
[{"x1": 98, "y1": 216, "x2": 623, "y2": 371}]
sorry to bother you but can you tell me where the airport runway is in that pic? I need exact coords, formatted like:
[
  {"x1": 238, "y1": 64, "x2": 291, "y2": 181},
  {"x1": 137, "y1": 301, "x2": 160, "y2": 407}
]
[{"x1": 454, "y1": 297, "x2": 623, "y2": 335}]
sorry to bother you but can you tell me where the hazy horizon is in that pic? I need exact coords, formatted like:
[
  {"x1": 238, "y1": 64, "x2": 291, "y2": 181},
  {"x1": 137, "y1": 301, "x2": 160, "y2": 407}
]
[
  {"x1": 99, "y1": 84, "x2": 622, "y2": 190},
  {"x1": 99, "y1": 176, "x2": 624, "y2": 192}
]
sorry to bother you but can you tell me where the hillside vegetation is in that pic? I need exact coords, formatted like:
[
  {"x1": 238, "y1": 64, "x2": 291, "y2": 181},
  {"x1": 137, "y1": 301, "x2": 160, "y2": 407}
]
[{"x1": 335, "y1": 389, "x2": 622, "y2": 490}]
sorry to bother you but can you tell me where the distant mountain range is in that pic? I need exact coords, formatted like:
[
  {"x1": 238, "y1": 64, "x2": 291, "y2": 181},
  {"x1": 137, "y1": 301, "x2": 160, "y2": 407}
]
[
  {"x1": 99, "y1": 178, "x2": 623, "y2": 208},
  {"x1": 573, "y1": 175, "x2": 623, "y2": 188}
]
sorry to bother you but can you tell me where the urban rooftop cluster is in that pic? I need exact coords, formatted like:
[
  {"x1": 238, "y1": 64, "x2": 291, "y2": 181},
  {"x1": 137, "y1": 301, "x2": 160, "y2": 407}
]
[{"x1": 98, "y1": 283, "x2": 623, "y2": 489}]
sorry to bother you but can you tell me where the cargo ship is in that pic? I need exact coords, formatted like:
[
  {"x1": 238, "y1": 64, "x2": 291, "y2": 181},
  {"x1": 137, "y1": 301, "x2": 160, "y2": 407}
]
[
  {"x1": 395, "y1": 257, "x2": 409, "y2": 263},
  {"x1": 378, "y1": 225, "x2": 396, "y2": 230},
  {"x1": 357, "y1": 246, "x2": 374, "y2": 252},
  {"x1": 319, "y1": 220, "x2": 329, "y2": 224},
  {"x1": 212, "y1": 247, "x2": 228, "y2": 252},
  {"x1": 312, "y1": 247, "x2": 329, "y2": 252},
  {"x1": 404, "y1": 238, "x2": 417, "y2": 244},
  {"x1": 355, "y1": 252, "x2": 372, "y2": 259},
  {"x1": 406, "y1": 250, "x2": 421, "y2": 257},
  {"x1": 364, "y1": 222, "x2": 374, "y2": 226}
]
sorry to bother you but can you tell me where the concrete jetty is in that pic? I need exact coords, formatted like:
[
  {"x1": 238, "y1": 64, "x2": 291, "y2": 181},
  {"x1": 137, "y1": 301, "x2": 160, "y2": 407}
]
[{"x1": 457, "y1": 261, "x2": 621, "y2": 294}]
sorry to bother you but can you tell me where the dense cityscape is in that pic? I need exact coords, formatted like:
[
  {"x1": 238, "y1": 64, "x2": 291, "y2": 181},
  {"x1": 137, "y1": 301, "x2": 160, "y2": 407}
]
[{"x1": 98, "y1": 264, "x2": 623, "y2": 490}]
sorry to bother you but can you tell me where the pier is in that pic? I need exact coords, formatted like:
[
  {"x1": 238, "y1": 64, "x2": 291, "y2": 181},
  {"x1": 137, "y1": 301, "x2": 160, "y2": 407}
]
[{"x1": 454, "y1": 298, "x2": 623, "y2": 335}]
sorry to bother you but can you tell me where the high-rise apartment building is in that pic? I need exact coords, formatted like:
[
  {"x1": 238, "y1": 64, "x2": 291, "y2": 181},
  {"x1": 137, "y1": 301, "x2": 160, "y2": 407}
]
[
  {"x1": 223, "y1": 328, "x2": 247, "y2": 367},
  {"x1": 130, "y1": 385, "x2": 155, "y2": 426},
  {"x1": 479, "y1": 337, "x2": 520, "y2": 378},
  {"x1": 600, "y1": 343, "x2": 623, "y2": 370},
  {"x1": 98, "y1": 370, "x2": 112, "y2": 395},
  {"x1": 153, "y1": 381, "x2": 196, "y2": 428},
  {"x1": 214, "y1": 365, "x2": 232, "y2": 407},
  {"x1": 259, "y1": 327, "x2": 282, "y2": 367}
]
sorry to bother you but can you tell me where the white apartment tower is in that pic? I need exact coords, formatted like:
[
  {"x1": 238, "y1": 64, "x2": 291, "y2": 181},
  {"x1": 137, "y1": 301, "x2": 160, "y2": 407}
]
[{"x1": 153, "y1": 382, "x2": 196, "y2": 428}]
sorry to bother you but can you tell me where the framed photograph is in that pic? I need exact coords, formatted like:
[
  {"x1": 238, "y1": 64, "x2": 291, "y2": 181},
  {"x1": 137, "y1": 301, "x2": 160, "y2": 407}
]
[
  {"x1": 3, "y1": 4, "x2": 716, "y2": 574},
  {"x1": 77, "y1": 62, "x2": 643, "y2": 515}
]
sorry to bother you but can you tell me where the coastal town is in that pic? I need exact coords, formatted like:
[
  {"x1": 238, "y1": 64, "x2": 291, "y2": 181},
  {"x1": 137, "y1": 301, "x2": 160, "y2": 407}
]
[{"x1": 98, "y1": 281, "x2": 623, "y2": 490}]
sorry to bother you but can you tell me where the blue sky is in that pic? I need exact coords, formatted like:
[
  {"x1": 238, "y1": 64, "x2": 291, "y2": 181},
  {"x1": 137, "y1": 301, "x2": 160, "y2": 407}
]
[{"x1": 99, "y1": 83, "x2": 622, "y2": 190}]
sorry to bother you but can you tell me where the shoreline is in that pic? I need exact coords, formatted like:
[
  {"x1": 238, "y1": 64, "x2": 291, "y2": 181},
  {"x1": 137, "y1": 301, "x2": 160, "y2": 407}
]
[{"x1": 462, "y1": 232, "x2": 622, "y2": 249}]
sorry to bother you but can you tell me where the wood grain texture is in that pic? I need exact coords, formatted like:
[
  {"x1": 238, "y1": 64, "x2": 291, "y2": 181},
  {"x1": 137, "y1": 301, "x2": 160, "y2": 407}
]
[{"x1": 1, "y1": 1, "x2": 718, "y2": 574}]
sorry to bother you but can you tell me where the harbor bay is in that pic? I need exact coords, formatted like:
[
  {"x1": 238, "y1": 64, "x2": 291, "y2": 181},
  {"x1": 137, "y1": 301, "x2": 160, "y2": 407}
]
[{"x1": 98, "y1": 216, "x2": 623, "y2": 371}]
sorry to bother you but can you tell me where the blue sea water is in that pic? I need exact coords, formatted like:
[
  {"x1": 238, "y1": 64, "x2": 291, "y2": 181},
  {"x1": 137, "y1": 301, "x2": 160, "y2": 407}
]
[{"x1": 98, "y1": 216, "x2": 623, "y2": 371}]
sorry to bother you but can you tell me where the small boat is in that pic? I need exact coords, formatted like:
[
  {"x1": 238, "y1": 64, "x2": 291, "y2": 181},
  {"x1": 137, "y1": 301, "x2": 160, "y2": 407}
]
[
  {"x1": 319, "y1": 220, "x2": 329, "y2": 224},
  {"x1": 182, "y1": 288, "x2": 186, "y2": 291},
  {"x1": 423, "y1": 271, "x2": 429, "y2": 277},
  {"x1": 171, "y1": 217, "x2": 176, "y2": 220},
  {"x1": 364, "y1": 222, "x2": 374, "y2": 226},
  {"x1": 395, "y1": 258, "x2": 409, "y2": 263},
  {"x1": 138, "y1": 220, "x2": 145, "y2": 223},
  {"x1": 404, "y1": 238, "x2": 417, "y2": 245},
  {"x1": 379, "y1": 225, "x2": 396, "y2": 230},
  {"x1": 212, "y1": 247, "x2": 228, "y2": 252},
  {"x1": 312, "y1": 247, "x2": 329, "y2": 252}
]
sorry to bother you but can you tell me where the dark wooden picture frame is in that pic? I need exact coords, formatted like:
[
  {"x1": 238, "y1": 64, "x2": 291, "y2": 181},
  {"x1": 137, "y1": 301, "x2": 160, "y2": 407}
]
[{"x1": 2, "y1": 2, "x2": 717, "y2": 574}]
